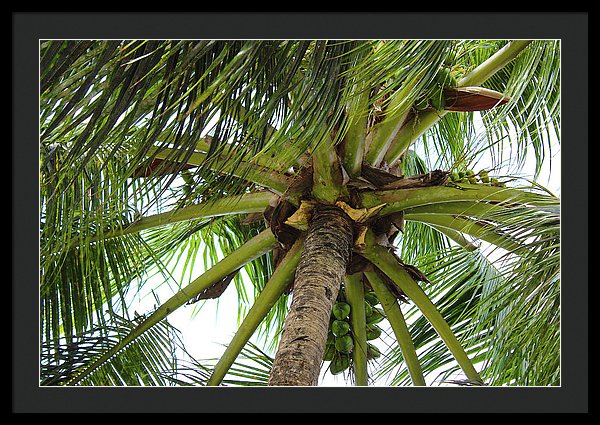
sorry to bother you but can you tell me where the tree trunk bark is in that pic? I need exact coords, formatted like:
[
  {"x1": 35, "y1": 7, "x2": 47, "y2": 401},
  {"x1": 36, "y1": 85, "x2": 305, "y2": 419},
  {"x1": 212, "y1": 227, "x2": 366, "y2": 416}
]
[{"x1": 268, "y1": 204, "x2": 354, "y2": 386}]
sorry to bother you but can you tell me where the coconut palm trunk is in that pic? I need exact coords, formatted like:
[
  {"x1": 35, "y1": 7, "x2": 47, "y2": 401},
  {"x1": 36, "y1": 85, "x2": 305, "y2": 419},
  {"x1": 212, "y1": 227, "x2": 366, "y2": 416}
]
[{"x1": 269, "y1": 204, "x2": 354, "y2": 386}]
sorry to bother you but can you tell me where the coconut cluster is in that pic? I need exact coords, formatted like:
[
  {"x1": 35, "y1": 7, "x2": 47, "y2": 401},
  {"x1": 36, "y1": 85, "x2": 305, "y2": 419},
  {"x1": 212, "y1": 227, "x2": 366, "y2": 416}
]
[
  {"x1": 323, "y1": 288, "x2": 385, "y2": 375},
  {"x1": 450, "y1": 169, "x2": 506, "y2": 187}
]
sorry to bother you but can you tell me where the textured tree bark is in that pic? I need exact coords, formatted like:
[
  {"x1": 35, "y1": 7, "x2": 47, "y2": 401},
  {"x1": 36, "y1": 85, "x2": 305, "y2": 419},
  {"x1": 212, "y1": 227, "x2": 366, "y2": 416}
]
[{"x1": 268, "y1": 204, "x2": 354, "y2": 386}]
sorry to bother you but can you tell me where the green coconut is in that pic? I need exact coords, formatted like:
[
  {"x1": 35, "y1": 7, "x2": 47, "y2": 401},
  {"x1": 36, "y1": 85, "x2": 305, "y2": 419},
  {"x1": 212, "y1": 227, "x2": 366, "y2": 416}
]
[
  {"x1": 491, "y1": 177, "x2": 505, "y2": 187},
  {"x1": 335, "y1": 335, "x2": 354, "y2": 354},
  {"x1": 323, "y1": 342, "x2": 336, "y2": 361},
  {"x1": 331, "y1": 319, "x2": 351, "y2": 337},
  {"x1": 478, "y1": 170, "x2": 490, "y2": 183},
  {"x1": 367, "y1": 343, "x2": 381, "y2": 360},
  {"x1": 332, "y1": 302, "x2": 351, "y2": 320},
  {"x1": 366, "y1": 308, "x2": 385, "y2": 325},
  {"x1": 366, "y1": 324, "x2": 382, "y2": 341},
  {"x1": 364, "y1": 292, "x2": 379, "y2": 306},
  {"x1": 330, "y1": 354, "x2": 350, "y2": 375}
]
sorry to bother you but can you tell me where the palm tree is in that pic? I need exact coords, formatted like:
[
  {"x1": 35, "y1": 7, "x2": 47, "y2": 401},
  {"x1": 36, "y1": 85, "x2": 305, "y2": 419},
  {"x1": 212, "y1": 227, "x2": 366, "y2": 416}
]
[{"x1": 39, "y1": 39, "x2": 560, "y2": 387}]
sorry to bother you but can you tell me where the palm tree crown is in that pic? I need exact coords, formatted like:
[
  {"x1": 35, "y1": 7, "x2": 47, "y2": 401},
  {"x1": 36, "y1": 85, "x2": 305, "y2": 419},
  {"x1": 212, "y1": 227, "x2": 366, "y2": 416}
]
[{"x1": 40, "y1": 39, "x2": 560, "y2": 387}]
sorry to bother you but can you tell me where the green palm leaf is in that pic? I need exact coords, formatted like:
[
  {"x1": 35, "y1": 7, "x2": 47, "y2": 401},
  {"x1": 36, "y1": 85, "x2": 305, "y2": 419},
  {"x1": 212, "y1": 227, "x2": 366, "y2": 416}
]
[
  {"x1": 407, "y1": 40, "x2": 560, "y2": 179},
  {"x1": 169, "y1": 341, "x2": 275, "y2": 386},
  {"x1": 41, "y1": 313, "x2": 183, "y2": 386},
  {"x1": 39, "y1": 38, "x2": 561, "y2": 387},
  {"x1": 374, "y1": 196, "x2": 560, "y2": 385}
]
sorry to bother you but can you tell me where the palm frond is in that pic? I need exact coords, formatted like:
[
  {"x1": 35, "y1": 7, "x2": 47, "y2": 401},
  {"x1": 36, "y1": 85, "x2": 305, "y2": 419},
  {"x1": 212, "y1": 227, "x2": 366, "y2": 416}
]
[
  {"x1": 137, "y1": 212, "x2": 290, "y2": 350},
  {"x1": 40, "y1": 232, "x2": 162, "y2": 350},
  {"x1": 160, "y1": 340, "x2": 275, "y2": 387},
  {"x1": 39, "y1": 150, "x2": 161, "y2": 346},
  {"x1": 39, "y1": 38, "x2": 561, "y2": 387},
  {"x1": 186, "y1": 341, "x2": 275, "y2": 387},
  {"x1": 418, "y1": 40, "x2": 560, "y2": 178},
  {"x1": 388, "y1": 149, "x2": 452, "y2": 262},
  {"x1": 372, "y1": 247, "x2": 501, "y2": 385},
  {"x1": 388, "y1": 40, "x2": 559, "y2": 181},
  {"x1": 219, "y1": 341, "x2": 275, "y2": 386},
  {"x1": 41, "y1": 313, "x2": 183, "y2": 386},
  {"x1": 479, "y1": 40, "x2": 560, "y2": 177},
  {"x1": 420, "y1": 110, "x2": 478, "y2": 171},
  {"x1": 394, "y1": 221, "x2": 452, "y2": 264},
  {"x1": 40, "y1": 40, "x2": 368, "y2": 204},
  {"x1": 472, "y1": 208, "x2": 560, "y2": 385},
  {"x1": 374, "y1": 194, "x2": 560, "y2": 386}
]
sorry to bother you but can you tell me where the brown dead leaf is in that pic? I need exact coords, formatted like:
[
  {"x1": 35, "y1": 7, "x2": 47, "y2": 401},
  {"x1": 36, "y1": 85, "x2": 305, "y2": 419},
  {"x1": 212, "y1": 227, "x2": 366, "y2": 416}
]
[
  {"x1": 187, "y1": 269, "x2": 240, "y2": 303},
  {"x1": 443, "y1": 86, "x2": 510, "y2": 112},
  {"x1": 353, "y1": 225, "x2": 369, "y2": 251},
  {"x1": 284, "y1": 200, "x2": 317, "y2": 231},
  {"x1": 336, "y1": 200, "x2": 386, "y2": 224}
]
